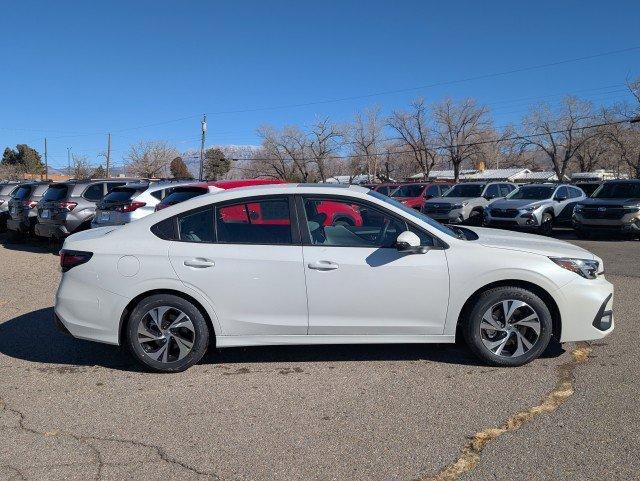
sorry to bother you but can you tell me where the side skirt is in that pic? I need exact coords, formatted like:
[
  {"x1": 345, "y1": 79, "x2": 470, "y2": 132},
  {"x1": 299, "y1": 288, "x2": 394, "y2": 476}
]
[{"x1": 216, "y1": 334, "x2": 456, "y2": 348}]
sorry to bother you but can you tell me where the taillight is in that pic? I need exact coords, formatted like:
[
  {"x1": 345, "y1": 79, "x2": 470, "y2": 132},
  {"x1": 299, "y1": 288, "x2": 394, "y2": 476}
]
[
  {"x1": 60, "y1": 201, "x2": 77, "y2": 211},
  {"x1": 115, "y1": 201, "x2": 146, "y2": 213},
  {"x1": 23, "y1": 200, "x2": 38, "y2": 209},
  {"x1": 60, "y1": 250, "x2": 93, "y2": 272}
]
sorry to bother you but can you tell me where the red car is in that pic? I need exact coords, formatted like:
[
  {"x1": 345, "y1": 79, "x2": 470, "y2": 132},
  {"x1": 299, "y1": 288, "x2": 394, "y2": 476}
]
[
  {"x1": 390, "y1": 182, "x2": 452, "y2": 210},
  {"x1": 156, "y1": 180, "x2": 362, "y2": 227},
  {"x1": 366, "y1": 183, "x2": 402, "y2": 196}
]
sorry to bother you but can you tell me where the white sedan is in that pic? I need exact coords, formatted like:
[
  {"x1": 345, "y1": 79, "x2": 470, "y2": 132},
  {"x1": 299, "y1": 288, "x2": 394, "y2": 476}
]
[{"x1": 54, "y1": 184, "x2": 614, "y2": 372}]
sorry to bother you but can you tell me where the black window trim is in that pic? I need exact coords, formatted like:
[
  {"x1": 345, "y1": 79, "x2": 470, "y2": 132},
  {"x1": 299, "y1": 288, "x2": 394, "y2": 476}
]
[{"x1": 295, "y1": 193, "x2": 447, "y2": 249}]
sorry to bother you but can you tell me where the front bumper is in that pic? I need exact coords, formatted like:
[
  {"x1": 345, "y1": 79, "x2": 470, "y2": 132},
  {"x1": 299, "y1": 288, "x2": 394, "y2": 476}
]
[
  {"x1": 424, "y1": 207, "x2": 466, "y2": 224},
  {"x1": 573, "y1": 213, "x2": 640, "y2": 233},
  {"x1": 556, "y1": 275, "x2": 614, "y2": 342},
  {"x1": 484, "y1": 210, "x2": 543, "y2": 229},
  {"x1": 34, "y1": 222, "x2": 70, "y2": 239}
]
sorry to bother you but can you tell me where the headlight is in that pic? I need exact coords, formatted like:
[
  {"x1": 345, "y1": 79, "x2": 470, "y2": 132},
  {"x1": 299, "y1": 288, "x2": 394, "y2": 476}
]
[
  {"x1": 623, "y1": 205, "x2": 640, "y2": 213},
  {"x1": 452, "y1": 202, "x2": 468, "y2": 209},
  {"x1": 549, "y1": 257, "x2": 600, "y2": 279},
  {"x1": 520, "y1": 205, "x2": 536, "y2": 212},
  {"x1": 574, "y1": 204, "x2": 583, "y2": 213}
]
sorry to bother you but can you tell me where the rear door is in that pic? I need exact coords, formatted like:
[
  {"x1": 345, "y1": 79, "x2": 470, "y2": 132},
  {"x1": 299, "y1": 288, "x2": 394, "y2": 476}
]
[
  {"x1": 168, "y1": 195, "x2": 309, "y2": 336},
  {"x1": 300, "y1": 195, "x2": 449, "y2": 336},
  {"x1": 554, "y1": 186, "x2": 575, "y2": 223}
]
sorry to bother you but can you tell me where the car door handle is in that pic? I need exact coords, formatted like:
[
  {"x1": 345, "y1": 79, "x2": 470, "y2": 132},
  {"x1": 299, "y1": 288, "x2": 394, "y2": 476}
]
[
  {"x1": 308, "y1": 260, "x2": 339, "y2": 271},
  {"x1": 183, "y1": 258, "x2": 215, "y2": 268}
]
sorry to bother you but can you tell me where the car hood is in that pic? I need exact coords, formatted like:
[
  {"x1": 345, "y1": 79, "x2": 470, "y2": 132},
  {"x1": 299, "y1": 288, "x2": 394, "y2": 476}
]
[
  {"x1": 578, "y1": 197, "x2": 640, "y2": 206},
  {"x1": 488, "y1": 199, "x2": 549, "y2": 210},
  {"x1": 425, "y1": 196, "x2": 474, "y2": 205},
  {"x1": 464, "y1": 226, "x2": 595, "y2": 259}
]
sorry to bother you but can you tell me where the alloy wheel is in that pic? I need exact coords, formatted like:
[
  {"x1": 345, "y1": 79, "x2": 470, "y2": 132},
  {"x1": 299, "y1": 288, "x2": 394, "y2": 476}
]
[
  {"x1": 136, "y1": 306, "x2": 196, "y2": 363},
  {"x1": 479, "y1": 300, "x2": 541, "y2": 358}
]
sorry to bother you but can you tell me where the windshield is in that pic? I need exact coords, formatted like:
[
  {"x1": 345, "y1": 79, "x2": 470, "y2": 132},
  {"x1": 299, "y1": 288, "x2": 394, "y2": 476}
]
[
  {"x1": 368, "y1": 190, "x2": 458, "y2": 238},
  {"x1": 507, "y1": 185, "x2": 554, "y2": 200},
  {"x1": 443, "y1": 184, "x2": 483, "y2": 198},
  {"x1": 42, "y1": 184, "x2": 69, "y2": 201},
  {"x1": 161, "y1": 187, "x2": 208, "y2": 205},
  {"x1": 591, "y1": 182, "x2": 640, "y2": 199},
  {"x1": 391, "y1": 184, "x2": 425, "y2": 198}
]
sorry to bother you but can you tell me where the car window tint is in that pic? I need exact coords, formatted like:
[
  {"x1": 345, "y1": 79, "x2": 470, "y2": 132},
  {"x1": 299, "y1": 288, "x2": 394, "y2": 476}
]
[
  {"x1": 13, "y1": 186, "x2": 32, "y2": 200},
  {"x1": 571, "y1": 187, "x2": 583, "y2": 198},
  {"x1": 556, "y1": 186, "x2": 568, "y2": 199},
  {"x1": 498, "y1": 184, "x2": 512, "y2": 197},
  {"x1": 42, "y1": 184, "x2": 69, "y2": 201},
  {"x1": 83, "y1": 183, "x2": 104, "y2": 201},
  {"x1": 425, "y1": 185, "x2": 440, "y2": 197},
  {"x1": 150, "y1": 190, "x2": 163, "y2": 200},
  {"x1": 178, "y1": 208, "x2": 214, "y2": 243},
  {"x1": 304, "y1": 197, "x2": 405, "y2": 248},
  {"x1": 106, "y1": 182, "x2": 127, "y2": 192},
  {"x1": 484, "y1": 184, "x2": 500, "y2": 197},
  {"x1": 151, "y1": 217, "x2": 177, "y2": 240},
  {"x1": 216, "y1": 198, "x2": 292, "y2": 245}
]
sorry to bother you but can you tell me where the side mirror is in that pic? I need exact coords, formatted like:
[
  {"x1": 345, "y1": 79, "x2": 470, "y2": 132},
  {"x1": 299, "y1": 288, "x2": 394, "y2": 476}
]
[
  {"x1": 396, "y1": 231, "x2": 429, "y2": 254},
  {"x1": 555, "y1": 195, "x2": 567, "y2": 202}
]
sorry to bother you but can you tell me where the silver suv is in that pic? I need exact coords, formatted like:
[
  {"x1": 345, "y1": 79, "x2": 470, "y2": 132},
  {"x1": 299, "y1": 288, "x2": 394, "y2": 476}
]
[
  {"x1": 484, "y1": 183, "x2": 586, "y2": 234},
  {"x1": 423, "y1": 181, "x2": 516, "y2": 225},
  {"x1": 92, "y1": 180, "x2": 195, "y2": 227},
  {"x1": 0, "y1": 182, "x2": 19, "y2": 232},
  {"x1": 6, "y1": 182, "x2": 52, "y2": 239},
  {"x1": 34, "y1": 179, "x2": 133, "y2": 240}
]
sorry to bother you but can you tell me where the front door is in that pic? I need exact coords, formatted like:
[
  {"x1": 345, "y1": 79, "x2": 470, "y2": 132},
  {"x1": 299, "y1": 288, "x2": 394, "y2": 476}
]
[
  {"x1": 300, "y1": 196, "x2": 450, "y2": 336},
  {"x1": 168, "y1": 196, "x2": 308, "y2": 336}
]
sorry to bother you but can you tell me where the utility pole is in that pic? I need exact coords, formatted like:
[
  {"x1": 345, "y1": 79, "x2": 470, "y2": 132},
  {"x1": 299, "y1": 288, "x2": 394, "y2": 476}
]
[
  {"x1": 44, "y1": 138, "x2": 48, "y2": 181},
  {"x1": 199, "y1": 114, "x2": 207, "y2": 181},
  {"x1": 67, "y1": 147, "x2": 72, "y2": 178},
  {"x1": 106, "y1": 133, "x2": 112, "y2": 178}
]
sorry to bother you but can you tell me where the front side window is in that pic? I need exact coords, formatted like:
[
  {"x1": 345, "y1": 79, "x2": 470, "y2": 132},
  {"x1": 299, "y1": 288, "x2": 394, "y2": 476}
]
[
  {"x1": 555, "y1": 186, "x2": 569, "y2": 200},
  {"x1": 425, "y1": 185, "x2": 440, "y2": 197},
  {"x1": 83, "y1": 183, "x2": 104, "y2": 201},
  {"x1": 483, "y1": 184, "x2": 500, "y2": 198},
  {"x1": 216, "y1": 198, "x2": 292, "y2": 245},
  {"x1": 303, "y1": 197, "x2": 406, "y2": 248}
]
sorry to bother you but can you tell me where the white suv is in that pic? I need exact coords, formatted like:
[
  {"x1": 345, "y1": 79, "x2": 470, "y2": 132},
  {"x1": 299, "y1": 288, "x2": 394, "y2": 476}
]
[{"x1": 55, "y1": 184, "x2": 613, "y2": 372}]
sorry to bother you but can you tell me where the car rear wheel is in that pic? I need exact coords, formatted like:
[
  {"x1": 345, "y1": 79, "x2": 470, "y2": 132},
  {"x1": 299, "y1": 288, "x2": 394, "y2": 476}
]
[
  {"x1": 467, "y1": 209, "x2": 483, "y2": 226},
  {"x1": 126, "y1": 294, "x2": 210, "y2": 372},
  {"x1": 462, "y1": 286, "x2": 553, "y2": 367}
]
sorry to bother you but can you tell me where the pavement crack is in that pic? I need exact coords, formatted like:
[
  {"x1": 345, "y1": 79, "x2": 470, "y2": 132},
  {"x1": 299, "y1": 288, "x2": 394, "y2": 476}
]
[
  {"x1": 0, "y1": 396, "x2": 221, "y2": 480},
  {"x1": 418, "y1": 342, "x2": 593, "y2": 481}
]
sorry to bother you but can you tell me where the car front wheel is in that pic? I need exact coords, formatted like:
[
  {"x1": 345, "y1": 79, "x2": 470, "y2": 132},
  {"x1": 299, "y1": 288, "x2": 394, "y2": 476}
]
[
  {"x1": 126, "y1": 294, "x2": 210, "y2": 372},
  {"x1": 463, "y1": 286, "x2": 553, "y2": 367}
]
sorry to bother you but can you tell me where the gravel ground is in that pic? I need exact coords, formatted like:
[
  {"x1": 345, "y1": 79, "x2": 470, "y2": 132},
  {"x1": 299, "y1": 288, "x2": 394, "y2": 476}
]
[{"x1": 0, "y1": 232, "x2": 637, "y2": 481}]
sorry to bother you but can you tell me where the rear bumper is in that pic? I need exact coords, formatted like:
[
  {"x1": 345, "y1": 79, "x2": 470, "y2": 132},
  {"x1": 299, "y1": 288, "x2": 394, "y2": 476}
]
[
  {"x1": 6, "y1": 218, "x2": 31, "y2": 233},
  {"x1": 35, "y1": 222, "x2": 69, "y2": 239}
]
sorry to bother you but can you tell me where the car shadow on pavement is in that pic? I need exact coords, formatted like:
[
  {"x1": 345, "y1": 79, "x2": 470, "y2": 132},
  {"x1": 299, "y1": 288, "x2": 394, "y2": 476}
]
[
  {"x1": 0, "y1": 307, "x2": 566, "y2": 371},
  {"x1": 0, "y1": 236, "x2": 61, "y2": 255}
]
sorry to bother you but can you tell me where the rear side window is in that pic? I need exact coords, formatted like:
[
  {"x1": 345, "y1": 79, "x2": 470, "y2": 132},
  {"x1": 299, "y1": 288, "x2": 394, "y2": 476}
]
[
  {"x1": 12, "y1": 186, "x2": 32, "y2": 200},
  {"x1": 83, "y1": 183, "x2": 104, "y2": 201},
  {"x1": 151, "y1": 217, "x2": 177, "y2": 240},
  {"x1": 43, "y1": 185, "x2": 69, "y2": 201},
  {"x1": 216, "y1": 198, "x2": 292, "y2": 245},
  {"x1": 178, "y1": 208, "x2": 214, "y2": 243},
  {"x1": 498, "y1": 184, "x2": 513, "y2": 197}
]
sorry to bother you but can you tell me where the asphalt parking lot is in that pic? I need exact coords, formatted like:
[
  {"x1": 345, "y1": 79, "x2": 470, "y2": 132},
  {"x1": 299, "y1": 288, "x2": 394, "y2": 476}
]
[{"x1": 0, "y1": 231, "x2": 638, "y2": 481}]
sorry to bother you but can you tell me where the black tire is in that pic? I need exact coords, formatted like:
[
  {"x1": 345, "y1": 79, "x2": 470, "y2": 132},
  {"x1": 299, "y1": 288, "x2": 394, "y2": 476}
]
[
  {"x1": 126, "y1": 294, "x2": 210, "y2": 373},
  {"x1": 6, "y1": 229, "x2": 23, "y2": 243},
  {"x1": 462, "y1": 286, "x2": 553, "y2": 367},
  {"x1": 467, "y1": 209, "x2": 483, "y2": 226},
  {"x1": 538, "y1": 212, "x2": 554, "y2": 235}
]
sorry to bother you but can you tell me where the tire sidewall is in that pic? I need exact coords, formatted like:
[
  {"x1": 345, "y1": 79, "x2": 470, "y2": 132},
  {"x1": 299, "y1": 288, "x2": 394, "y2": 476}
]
[
  {"x1": 464, "y1": 287, "x2": 553, "y2": 367},
  {"x1": 126, "y1": 294, "x2": 209, "y2": 373}
]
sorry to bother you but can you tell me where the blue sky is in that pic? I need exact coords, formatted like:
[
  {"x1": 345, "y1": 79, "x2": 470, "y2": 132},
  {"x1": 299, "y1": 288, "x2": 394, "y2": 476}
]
[{"x1": 1, "y1": 0, "x2": 638, "y2": 170}]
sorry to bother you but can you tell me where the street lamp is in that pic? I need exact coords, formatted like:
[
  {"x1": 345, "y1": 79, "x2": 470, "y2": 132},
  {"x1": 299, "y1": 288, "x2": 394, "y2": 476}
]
[
  {"x1": 199, "y1": 114, "x2": 207, "y2": 181},
  {"x1": 67, "y1": 147, "x2": 72, "y2": 177}
]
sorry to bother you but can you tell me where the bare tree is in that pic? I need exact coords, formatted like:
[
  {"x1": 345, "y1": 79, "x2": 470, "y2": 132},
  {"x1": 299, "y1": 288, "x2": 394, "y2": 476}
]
[
  {"x1": 71, "y1": 154, "x2": 92, "y2": 179},
  {"x1": 308, "y1": 118, "x2": 344, "y2": 182},
  {"x1": 350, "y1": 107, "x2": 384, "y2": 180},
  {"x1": 605, "y1": 115, "x2": 640, "y2": 178},
  {"x1": 575, "y1": 123, "x2": 611, "y2": 172},
  {"x1": 255, "y1": 125, "x2": 313, "y2": 181},
  {"x1": 432, "y1": 98, "x2": 492, "y2": 182},
  {"x1": 126, "y1": 141, "x2": 179, "y2": 178},
  {"x1": 519, "y1": 96, "x2": 598, "y2": 179},
  {"x1": 388, "y1": 98, "x2": 437, "y2": 179}
]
